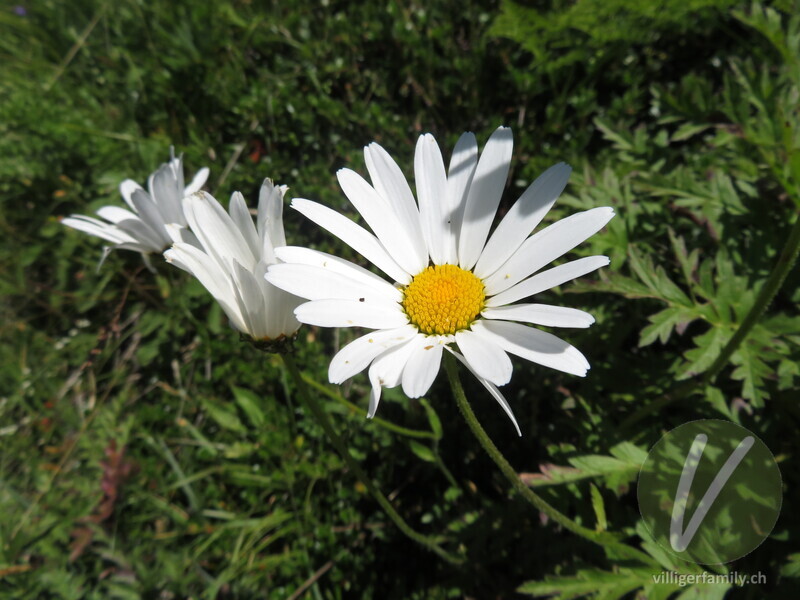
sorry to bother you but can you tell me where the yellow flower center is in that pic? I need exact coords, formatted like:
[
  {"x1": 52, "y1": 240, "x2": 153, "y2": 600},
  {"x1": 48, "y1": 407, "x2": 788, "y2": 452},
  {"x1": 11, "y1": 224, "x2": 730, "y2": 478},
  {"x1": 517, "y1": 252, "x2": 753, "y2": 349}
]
[{"x1": 401, "y1": 264, "x2": 485, "y2": 335}]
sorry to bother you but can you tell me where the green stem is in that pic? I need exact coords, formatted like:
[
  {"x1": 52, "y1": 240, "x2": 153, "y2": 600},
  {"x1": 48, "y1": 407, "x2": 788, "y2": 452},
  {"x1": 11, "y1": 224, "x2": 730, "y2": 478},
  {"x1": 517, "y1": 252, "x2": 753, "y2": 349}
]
[
  {"x1": 432, "y1": 444, "x2": 459, "y2": 490},
  {"x1": 443, "y1": 353, "x2": 655, "y2": 565},
  {"x1": 620, "y1": 211, "x2": 800, "y2": 431},
  {"x1": 704, "y1": 212, "x2": 800, "y2": 383},
  {"x1": 281, "y1": 354, "x2": 464, "y2": 566}
]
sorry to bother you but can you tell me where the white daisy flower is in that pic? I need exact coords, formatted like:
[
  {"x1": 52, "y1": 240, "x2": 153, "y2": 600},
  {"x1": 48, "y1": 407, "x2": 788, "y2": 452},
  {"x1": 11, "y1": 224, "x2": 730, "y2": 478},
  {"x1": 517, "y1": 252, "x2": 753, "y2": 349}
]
[
  {"x1": 63, "y1": 150, "x2": 209, "y2": 264},
  {"x1": 265, "y1": 127, "x2": 613, "y2": 433},
  {"x1": 165, "y1": 179, "x2": 301, "y2": 345}
]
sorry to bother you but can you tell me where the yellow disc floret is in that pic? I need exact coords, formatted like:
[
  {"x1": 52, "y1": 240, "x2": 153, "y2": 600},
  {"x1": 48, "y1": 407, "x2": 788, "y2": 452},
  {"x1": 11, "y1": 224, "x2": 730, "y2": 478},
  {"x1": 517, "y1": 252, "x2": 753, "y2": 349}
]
[{"x1": 402, "y1": 264, "x2": 485, "y2": 335}]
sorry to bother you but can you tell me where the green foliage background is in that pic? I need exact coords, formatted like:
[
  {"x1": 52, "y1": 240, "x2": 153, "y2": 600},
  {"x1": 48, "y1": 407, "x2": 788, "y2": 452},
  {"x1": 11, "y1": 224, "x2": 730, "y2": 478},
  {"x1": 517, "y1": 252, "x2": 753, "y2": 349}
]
[{"x1": 2, "y1": 0, "x2": 800, "y2": 597}]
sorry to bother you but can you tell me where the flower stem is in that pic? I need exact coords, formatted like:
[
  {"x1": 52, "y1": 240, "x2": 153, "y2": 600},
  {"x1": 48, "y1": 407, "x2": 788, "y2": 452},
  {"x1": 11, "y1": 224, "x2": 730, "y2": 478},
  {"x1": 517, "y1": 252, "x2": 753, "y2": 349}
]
[
  {"x1": 704, "y1": 212, "x2": 800, "y2": 383},
  {"x1": 620, "y1": 211, "x2": 800, "y2": 431},
  {"x1": 443, "y1": 353, "x2": 655, "y2": 565},
  {"x1": 281, "y1": 354, "x2": 464, "y2": 566}
]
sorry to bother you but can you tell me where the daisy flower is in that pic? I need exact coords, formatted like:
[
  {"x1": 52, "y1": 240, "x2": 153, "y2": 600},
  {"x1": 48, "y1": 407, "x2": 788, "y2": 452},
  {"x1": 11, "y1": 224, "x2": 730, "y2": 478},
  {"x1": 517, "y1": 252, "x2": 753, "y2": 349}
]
[
  {"x1": 266, "y1": 127, "x2": 613, "y2": 433},
  {"x1": 63, "y1": 150, "x2": 209, "y2": 265},
  {"x1": 165, "y1": 179, "x2": 301, "y2": 345}
]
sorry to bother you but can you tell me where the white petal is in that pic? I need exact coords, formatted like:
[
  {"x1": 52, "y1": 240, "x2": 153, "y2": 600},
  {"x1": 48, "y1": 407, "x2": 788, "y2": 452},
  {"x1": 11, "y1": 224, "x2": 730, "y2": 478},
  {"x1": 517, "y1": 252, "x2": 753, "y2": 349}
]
[
  {"x1": 274, "y1": 246, "x2": 401, "y2": 299},
  {"x1": 455, "y1": 328, "x2": 512, "y2": 385},
  {"x1": 483, "y1": 207, "x2": 615, "y2": 295},
  {"x1": 474, "y1": 320, "x2": 589, "y2": 377},
  {"x1": 291, "y1": 198, "x2": 410, "y2": 284},
  {"x1": 183, "y1": 191, "x2": 257, "y2": 273},
  {"x1": 414, "y1": 134, "x2": 451, "y2": 264},
  {"x1": 265, "y1": 263, "x2": 400, "y2": 303},
  {"x1": 258, "y1": 179, "x2": 287, "y2": 262},
  {"x1": 119, "y1": 180, "x2": 144, "y2": 212},
  {"x1": 131, "y1": 189, "x2": 170, "y2": 244},
  {"x1": 445, "y1": 132, "x2": 479, "y2": 263},
  {"x1": 373, "y1": 338, "x2": 420, "y2": 388},
  {"x1": 240, "y1": 260, "x2": 300, "y2": 341},
  {"x1": 487, "y1": 255, "x2": 610, "y2": 307},
  {"x1": 149, "y1": 163, "x2": 183, "y2": 225},
  {"x1": 164, "y1": 223, "x2": 200, "y2": 248},
  {"x1": 114, "y1": 241, "x2": 155, "y2": 253},
  {"x1": 184, "y1": 167, "x2": 210, "y2": 195},
  {"x1": 366, "y1": 374, "x2": 382, "y2": 419},
  {"x1": 164, "y1": 243, "x2": 247, "y2": 332},
  {"x1": 482, "y1": 304, "x2": 595, "y2": 328},
  {"x1": 162, "y1": 244, "x2": 189, "y2": 271},
  {"x1": 295, "y1": 299, "x2": 408, "y2": 329},
  {"x1": 62, "y1": 216, "x2": 138, "y2": 246},
  {"x1": 337, "y1": 168, "x2": 423, "y2": 275},
  {"x1": 113, "y1": 215, "x2": 167, "y2": 251},
  {"x1": 401, "y1": 337, "x2": 444, "y2": 398},
  {"x1": 475, "y1": 163, "x2": 572, "y2": 279},
  {"x1": 257, "y1": 264, "x2": 302, "y2": 339},
  {"x1": 366, "y1": 337, "x2": 420, "y2": 417},
  {"x1": 329, "y1": 325, "x2": 418, "y2": 384},
  {"x1": 230, "y1": 260, "x2": 262, "y2": 337},
  {"x1": 364, "y1": 143, "x2": 428, "y2": 269},
  {"x1": 169, "y1": 152, "x2": 185, "y2": 189},
  {"x1": 229, "y1": 191, "x2": 260, "y2": 259},
  {"x1": 96, "y1": 205, "x2": 140, "y2": 224},
  {"x1": 445, "y1": 348, "x2": 521, "y2": 436},
  {"x1": 458, "y1": 127, "x2": 513, "y2": 270}
]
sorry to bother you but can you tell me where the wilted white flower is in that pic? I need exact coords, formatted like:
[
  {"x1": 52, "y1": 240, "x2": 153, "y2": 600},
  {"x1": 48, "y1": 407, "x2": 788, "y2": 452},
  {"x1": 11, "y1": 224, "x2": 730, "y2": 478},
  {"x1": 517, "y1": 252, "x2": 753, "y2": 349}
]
[
  {"x1": 165, "y1": 180, "x2": 301, "y2": 345},
  {"x1": 266, "y1": 127, "x2": 613, "y2": 433},
  {"x1": 63, "y1": 150, "x2": 209, "y2": 266}
]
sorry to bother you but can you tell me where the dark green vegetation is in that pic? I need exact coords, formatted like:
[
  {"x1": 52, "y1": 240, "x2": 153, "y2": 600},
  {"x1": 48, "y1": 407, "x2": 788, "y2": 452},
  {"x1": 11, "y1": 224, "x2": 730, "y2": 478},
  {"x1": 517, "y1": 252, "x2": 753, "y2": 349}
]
[{"x1": 3, "y1": 0, "x2": 800, "y2": 597}]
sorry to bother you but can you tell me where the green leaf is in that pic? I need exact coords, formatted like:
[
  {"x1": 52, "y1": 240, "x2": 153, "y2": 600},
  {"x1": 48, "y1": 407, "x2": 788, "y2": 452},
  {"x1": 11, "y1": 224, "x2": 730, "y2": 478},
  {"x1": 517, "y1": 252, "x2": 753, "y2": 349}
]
[
  {"x1": 518, "y1": 567, "x2": 668, "y2": 599},
  {"x1": 223, "y1": 442, "x2": 257, "y2": 459},
  {"x1": 595, "y1": 118, "x2": 636, "y2": 152},
  {"x1": 639, "y1": 306, "x2": 699, "y2": 347},
  {"x1": 589, "y1": 484, "x2": 607, "y2": 532},
  {"x1": 628, "y1": 247, "x2": 692, "y2": 306},
  {"x1": 703, "y1": 386, "x2": 736, "y2": 421},
  {"x1": 671, "y1": 122, "x2": 712, "y2": 142},
  {"x1": 777, "y1": 358, "x2": 800, "y2": 390},
  {"x1": 582, "y1": 272, "x2": 655, "y2": 299},
  {"x1": 677, "y1": 326, "x2": 730, "y2": 380},
  {"x1": 525, "y1": 445, "x2": 644, "y2": 494},
  {"x1": 608, "y1": 442, "x2": 648, "y2": 465},
  {"x1": 780, "y1": 553, "x2": 800, "y2": 578},
  {"x1": 730, "y1": 344, "x2": 771, "y2": 407},
  {"x1": 675, "y1": 583, "x2": 732, "y2": 600},
  {"x1": 201, "y1": 398, "x2": 247, "y2": 434},
  {"x1": 568, "y1": 455, "x2": 630, "y2": 473},
  {"x1": 418, "y1": 398, "x2": 443, "y2": 439},
  {"x1": 668, "y1": 229, "x2": 700, "y2": 291},
  {"x1": 232, "y1": 386, "x2": 267, "y2": 429},
  {"x1": 408, "y1": 440, "x2": 436, "y2": 463},
  {"x1": 696, "y1": 258, "x2": 716, "y2": 300}
]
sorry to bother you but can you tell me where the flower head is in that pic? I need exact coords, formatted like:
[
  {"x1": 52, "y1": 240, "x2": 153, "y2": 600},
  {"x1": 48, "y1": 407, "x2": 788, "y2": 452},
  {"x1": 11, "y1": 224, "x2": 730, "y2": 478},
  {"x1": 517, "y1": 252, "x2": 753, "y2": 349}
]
[
  {"x1": 266, "y1": 127, "x2": 613, "y2": 433},
  {"x1": 63, "y1": 150, "x2": 209, "y2": 262},
  {"x1": 165, "y1": 180, "x2": 301, "y2": 345}
]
